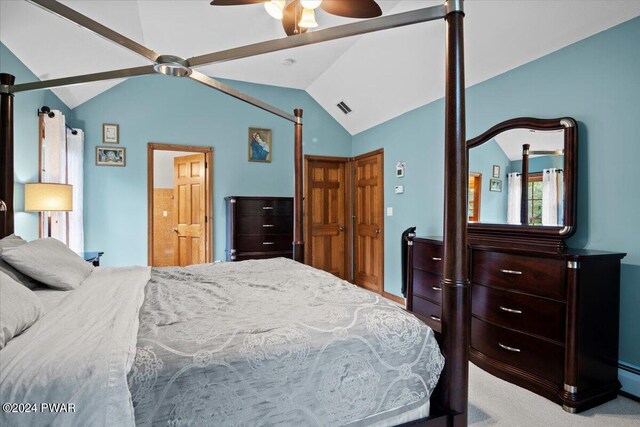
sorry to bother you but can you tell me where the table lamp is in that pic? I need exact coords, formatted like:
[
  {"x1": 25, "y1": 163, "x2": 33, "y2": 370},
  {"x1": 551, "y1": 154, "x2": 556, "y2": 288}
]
[{"x1": 25, "y1": 183, "x2": 73, "y2": 238}]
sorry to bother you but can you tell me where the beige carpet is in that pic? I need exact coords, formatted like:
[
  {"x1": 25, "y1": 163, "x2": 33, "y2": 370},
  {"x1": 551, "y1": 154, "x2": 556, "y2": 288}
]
[{"x1": 468, "y1": 363, "x2": 640, "y2": 426}]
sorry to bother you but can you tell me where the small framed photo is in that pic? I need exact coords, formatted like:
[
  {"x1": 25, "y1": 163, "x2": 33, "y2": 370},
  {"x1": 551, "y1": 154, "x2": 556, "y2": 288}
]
[
  {"x1": 492, "y1": 165, "x2": 500, "y2": 178},
  {"x1": 489, "y1": 178, "x2": 502, "y2": 192},
  {"x1": 248, "y1": 127, "x2": 272, "y2": 163},
  {"x1": 103, "y1": 123, "x2": 119, "y2": 144},
  {"x1": 96, "y1": 146, "x2": 126, "y2": 167}
]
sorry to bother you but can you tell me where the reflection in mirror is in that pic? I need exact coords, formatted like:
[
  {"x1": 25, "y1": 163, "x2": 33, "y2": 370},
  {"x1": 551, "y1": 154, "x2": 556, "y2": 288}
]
[
  {"x1": 468, "y1": 173, "x2": 482, "y2": 222},
  {"x1": 469, "y1": 127, "x2": 565, "y2": 227}
]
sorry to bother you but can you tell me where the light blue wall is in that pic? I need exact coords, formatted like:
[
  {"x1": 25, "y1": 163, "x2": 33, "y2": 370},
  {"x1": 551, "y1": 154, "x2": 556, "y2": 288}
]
[
  {"x1": 352, "y1": 17, "x2": 640, "y2": 367},
  {"x1": 72, "y1": 74, "x2": 351, "y2": 266},
  {"x1": 469, "y1": 138, "x2": 509, "y2": 223},
  {"x1": 0, "y1": 43, "x2": 74, "y2": 241}
]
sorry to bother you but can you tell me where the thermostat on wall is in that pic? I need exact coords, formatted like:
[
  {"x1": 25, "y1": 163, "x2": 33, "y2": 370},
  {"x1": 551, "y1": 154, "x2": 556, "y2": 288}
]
[{"x1": 396, "y1": 161, "x2": 405, "y2": 177}]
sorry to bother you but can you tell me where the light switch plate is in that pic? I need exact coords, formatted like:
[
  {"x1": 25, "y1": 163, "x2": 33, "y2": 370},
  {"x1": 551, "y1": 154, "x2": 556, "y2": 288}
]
[
  {"x1": 394, "y1": 185, "x2": 404, "y2": 194},
  {"x1": 387, "y1": 207, "x2": 393, "y2": 216}
]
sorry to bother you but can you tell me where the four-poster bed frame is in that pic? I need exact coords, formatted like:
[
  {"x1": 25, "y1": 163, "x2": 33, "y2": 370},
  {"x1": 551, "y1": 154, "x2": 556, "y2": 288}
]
[{"x1": 0, "y1": 0, "x2": 470, "y2": 425}]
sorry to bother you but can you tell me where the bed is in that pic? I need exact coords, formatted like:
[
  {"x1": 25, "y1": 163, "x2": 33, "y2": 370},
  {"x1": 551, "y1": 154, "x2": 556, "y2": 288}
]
[
  {"x1": 1, "y1": 256, "x2": 443, "y2": 426},
  {"x1": 0, "y1": 0, "x2": 470, "y2": 426}
]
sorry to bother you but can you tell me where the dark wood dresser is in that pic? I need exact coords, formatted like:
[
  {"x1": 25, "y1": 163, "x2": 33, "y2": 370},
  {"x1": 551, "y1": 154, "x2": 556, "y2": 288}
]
[
  {"x1": 225, "y1": 196, "x2": 293, "y2": 261},
  {"x1": 406, "y1": 236, "x2": 626, "y2": 413}
]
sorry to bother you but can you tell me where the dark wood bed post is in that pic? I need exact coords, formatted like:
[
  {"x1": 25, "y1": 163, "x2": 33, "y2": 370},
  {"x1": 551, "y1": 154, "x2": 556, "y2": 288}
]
[
  {"x1": 441, "y1": 1, "x2": 470, "y2": 426},
  {"x1": 0, "y1": 73, "x2": 15, "y2": 239},
  {"x1": 520, "y1": 143, "x2": 530, "y2": 225},
  {"x1": 293, "y1": 108, "x2": 304, "y2": 263}
]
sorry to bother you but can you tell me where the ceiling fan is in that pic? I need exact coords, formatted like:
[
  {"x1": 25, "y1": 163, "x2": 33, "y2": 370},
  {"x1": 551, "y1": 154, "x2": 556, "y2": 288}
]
[{"x1": 210, "y1": 0, "x2": 383, "y2": 36}]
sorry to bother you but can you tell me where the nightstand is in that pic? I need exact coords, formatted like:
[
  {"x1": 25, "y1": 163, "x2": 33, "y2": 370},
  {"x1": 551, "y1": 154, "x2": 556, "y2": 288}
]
[{"x1": 81, "y1": 251, "x2": 104, "y2": 267}]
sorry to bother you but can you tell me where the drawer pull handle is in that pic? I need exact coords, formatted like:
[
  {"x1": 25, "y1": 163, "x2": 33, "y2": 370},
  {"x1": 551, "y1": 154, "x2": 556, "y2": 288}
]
[
  {"x1": 429, "y1": 315, "x2": 441, "y2": 322},
  {"x1": 432, "y1": 286, "x2": 442, "y2": 291},
  {"x1": 262, "y1": 206, "x2": 274, "y2": 210},
  {"x1": 262, "y1": 224, "x2": 275, "y2": 228},
  {"x1": 432, "y1": 257, "x2": 442, "y2": 261},
  {"x1": 263, "y1": 242, "x2": 275, "y2": 245},
  {"x1": 499, "y1": 306, "x2": 523, "y2": 314},
  {"x1": 498, "y1": 343, "x2": 521, "y2": 353},
  {"x1": 500, "y1": 269, "x2": 522, "y2": 275}
]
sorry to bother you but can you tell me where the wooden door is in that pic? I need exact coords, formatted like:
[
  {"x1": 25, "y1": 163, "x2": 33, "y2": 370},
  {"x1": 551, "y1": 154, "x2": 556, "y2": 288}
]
[
  {"x1": 353, "y1": 150, "x2": 384, "y2": 293},
  {"x1": 305, "y1": 157, "x2": 348, "y2": 279},
  {"x1": 173, "y1": 153, "x2": 206, "y2": 266}
]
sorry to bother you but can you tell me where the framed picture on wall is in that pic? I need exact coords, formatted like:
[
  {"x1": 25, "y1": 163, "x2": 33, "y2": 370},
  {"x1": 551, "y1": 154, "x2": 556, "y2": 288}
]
[
  {"x1": 492, "y1": 164, "x2": 500, "y2": 178},
  {"x1": 248, "y1": 127, "x2": 272, "y2": 163},
  {"x1": 103, "y1": 123, "x2": 119, "y2": 144},
  {"x1": 96, "y1": 146, "x2": 126, "y2": 167},
  {"x1": 489, "y1": 178, "x2": 502, "y2": 192}
]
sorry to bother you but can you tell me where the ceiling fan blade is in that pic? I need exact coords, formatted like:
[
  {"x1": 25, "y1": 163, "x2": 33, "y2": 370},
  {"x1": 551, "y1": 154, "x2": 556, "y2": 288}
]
[
  {"x1": 210, "y1": 0, "x2": 265, "y2": 5},
  {"x1": 282, "y1": 0, "x2": 307, "y2": 37},
  {"x1": 26, "y1": 0, "x2": 159, "y2": 62},
  {"x1": 320, "y1": 0, "x2": 382, "y2": 19},
  {"x1": 188, "y1": 5, "x2": 445, "y2": 68},
  {"x1": 188, "y1": 71, "x2": 296, "y2": 123},
  {"x1": 11, "y1": 66, "x2": 156, "y2": 93}
]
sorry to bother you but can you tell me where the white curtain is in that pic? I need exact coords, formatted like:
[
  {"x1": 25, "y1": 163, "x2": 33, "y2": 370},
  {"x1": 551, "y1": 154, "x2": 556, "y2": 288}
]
[
  {"x1": 542, "y1": 168, "x2": 563, "y2": 226},
  {"x1": 67, "y1": 129, "x2": 84, "y2": 252},
  {"x1": 507, "y1": 172, "x2": 522, "y2": 225},
  {"x1": 41, "y1": 112, "x2": 68, "y2": 243}
]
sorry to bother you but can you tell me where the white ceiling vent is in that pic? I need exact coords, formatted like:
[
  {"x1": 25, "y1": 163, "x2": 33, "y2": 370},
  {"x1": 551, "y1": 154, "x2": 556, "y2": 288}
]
[{"x1": 337, "y1": 101, "x2": 352, "y2": 115}]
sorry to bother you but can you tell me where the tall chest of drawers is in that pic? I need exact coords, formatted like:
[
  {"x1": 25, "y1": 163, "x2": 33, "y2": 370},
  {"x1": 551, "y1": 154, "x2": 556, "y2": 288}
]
[
  {"x1": 406, "y1": 236, "x2": 625, "y2": 413},
  {"x1": 225, "y1": 196, "x2": 293, "y2": 261}
]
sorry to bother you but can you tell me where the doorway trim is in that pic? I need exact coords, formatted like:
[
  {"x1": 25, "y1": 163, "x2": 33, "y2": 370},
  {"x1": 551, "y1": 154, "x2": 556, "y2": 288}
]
[{"x1": 147, "y1": 143, "x2": 214, "y2": 266}]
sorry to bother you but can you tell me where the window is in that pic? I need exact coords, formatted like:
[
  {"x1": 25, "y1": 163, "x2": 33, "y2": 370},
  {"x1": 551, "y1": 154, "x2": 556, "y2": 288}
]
[{"x1": 527, "y1": 173, "x2": 543, "y2": 225}]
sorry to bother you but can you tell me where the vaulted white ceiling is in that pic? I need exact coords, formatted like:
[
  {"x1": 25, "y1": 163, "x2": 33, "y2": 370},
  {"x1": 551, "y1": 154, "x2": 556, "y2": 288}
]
[{"x1": 2, "y1": 1, "x2": 639, "y2": 135}]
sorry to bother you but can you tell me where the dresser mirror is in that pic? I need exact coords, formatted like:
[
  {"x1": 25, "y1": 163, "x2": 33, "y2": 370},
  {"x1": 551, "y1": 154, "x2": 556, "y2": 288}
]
[{"x1": 467, "y1": 117, "x2": 577, "y2": 247}]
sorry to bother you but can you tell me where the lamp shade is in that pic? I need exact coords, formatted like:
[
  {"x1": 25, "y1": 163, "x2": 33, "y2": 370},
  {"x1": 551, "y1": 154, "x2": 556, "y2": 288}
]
[{"x1": 25, "y1": 183, "x2": 73, "y2": 212}]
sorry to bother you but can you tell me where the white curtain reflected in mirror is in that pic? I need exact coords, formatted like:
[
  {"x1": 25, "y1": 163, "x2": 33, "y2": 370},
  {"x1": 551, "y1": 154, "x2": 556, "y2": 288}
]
[
  {"x1": 507, "y1": 173, "x2": 521, "y2": 225},
  {"x1": 542, "y1": 168, "x2": 563, "y2": 226}
]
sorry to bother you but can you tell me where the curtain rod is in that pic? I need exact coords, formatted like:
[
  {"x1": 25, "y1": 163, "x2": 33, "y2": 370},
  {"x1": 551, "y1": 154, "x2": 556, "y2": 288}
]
[{"x1": 38, "y1": 105, "x2": 78, "y2": 134}]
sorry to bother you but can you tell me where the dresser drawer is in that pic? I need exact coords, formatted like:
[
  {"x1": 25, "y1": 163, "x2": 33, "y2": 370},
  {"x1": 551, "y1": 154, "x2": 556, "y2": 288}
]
[
  {"x1": 412, "y1": 268, "x2": 442, "y2": 304},
  {"x1": 472, "y1": 250, "x2": 565, "y2": 300},
  {"x1": 472, "y1": 284, "x2": 565, "y2": 343},
  {"x1": 413, "y1": 241, "x2": 443, "y2": 275},
  {"x1": 412, "y1": 296, "x2": 442, "y2": 333},
  {"x1": 471, "y1": 317, "x2": 564, "y2": 385},
  {"x1": 236, "y1": 215, "x2": 293, "y2": 235},
  {"x1": 235, "y1": 251, "x2": 292, "y2": 261},
  {"x1": 236, "y1": 234, "x2": 292, "y2": 252},
  {"x1": 236, "y1": 199, "x2": 293, "y2": 217}
]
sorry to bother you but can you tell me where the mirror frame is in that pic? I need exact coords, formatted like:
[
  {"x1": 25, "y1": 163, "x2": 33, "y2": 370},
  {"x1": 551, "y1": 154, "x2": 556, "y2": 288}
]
[{"x1": 467, "y1": 117, "x2": 577, "y2": 251}]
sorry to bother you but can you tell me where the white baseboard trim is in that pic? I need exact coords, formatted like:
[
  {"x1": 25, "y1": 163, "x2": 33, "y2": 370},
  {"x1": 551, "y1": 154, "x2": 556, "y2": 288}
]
[{"x1": 619, "y1": 362, "x2": 640, "y2": 398}]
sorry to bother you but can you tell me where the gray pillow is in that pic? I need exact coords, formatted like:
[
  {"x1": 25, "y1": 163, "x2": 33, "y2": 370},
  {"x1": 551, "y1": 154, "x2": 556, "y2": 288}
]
[
  {"x1": 0, "y1": 234, "x2": 41, "y2": 289},
  {"x1": 0, "y1": 271, "x2": 44, "y2": 349},
  {"x1": 2, "y1": 238, "x2": 94, "y2": 291}
]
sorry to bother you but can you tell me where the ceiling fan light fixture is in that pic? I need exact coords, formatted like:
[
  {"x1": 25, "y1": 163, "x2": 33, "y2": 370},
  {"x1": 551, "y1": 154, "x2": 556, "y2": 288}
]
[
  {"x1": 300, "y1": 0, "x2": 322, "y2": 9},
  {"x1": 298, "y1": 8, "x2": 318, "y2": 28},
  {"x1": 264, "y1": 0, "x2": 286, "y2": 20},
  {"x1": 154, "y1": 55, "x2": 192, "y2": 77}
]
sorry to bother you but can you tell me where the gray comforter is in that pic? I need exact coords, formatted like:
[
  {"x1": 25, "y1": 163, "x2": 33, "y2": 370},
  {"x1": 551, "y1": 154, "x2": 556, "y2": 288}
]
[{"x1": 128, "y1": 258, "x2": 444, "y2": 426}]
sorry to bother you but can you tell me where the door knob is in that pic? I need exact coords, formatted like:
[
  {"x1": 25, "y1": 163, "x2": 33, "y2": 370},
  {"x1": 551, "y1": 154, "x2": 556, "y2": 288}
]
[
  {"x1": 375, "y1": 229, "x2": 381, "y2": 235},
  {"x1": 339, "y1": 226, "x2": 345, "y2": 232},
  {"x1": 173, "y1": 227, "x2": 179, "y2": 233}
]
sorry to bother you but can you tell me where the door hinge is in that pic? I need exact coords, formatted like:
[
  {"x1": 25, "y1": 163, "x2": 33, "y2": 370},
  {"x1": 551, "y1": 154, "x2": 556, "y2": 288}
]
[{"x1": 205, "y1": 216, "x2": 208, "y2": 223}]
